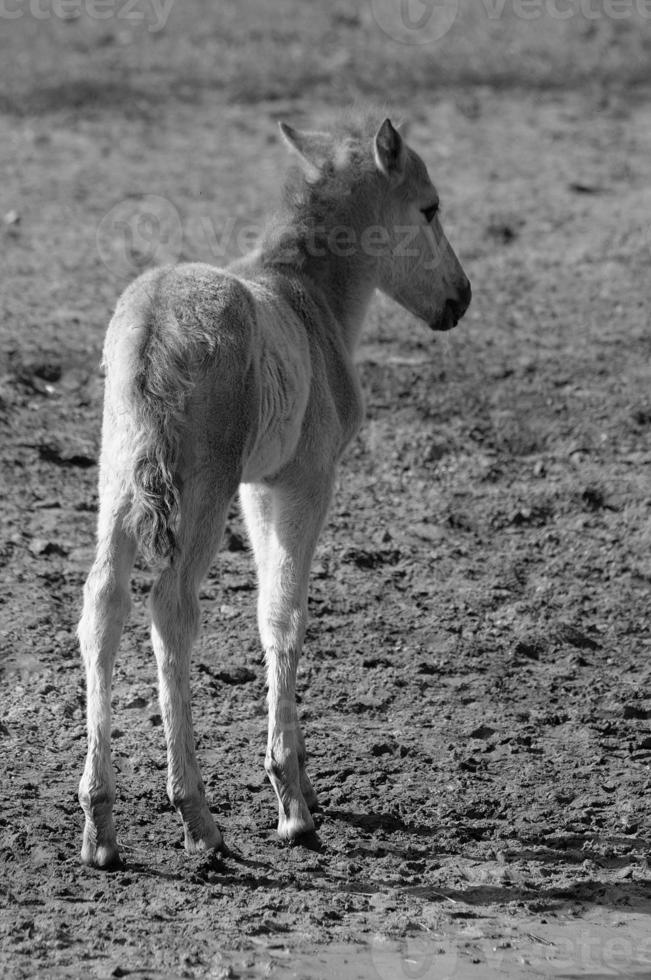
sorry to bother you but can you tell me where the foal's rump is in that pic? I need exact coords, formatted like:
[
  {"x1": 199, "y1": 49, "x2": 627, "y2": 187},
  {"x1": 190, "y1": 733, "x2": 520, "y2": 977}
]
[{"x1": 101, "y1": 263, "x2": 262, "y2": 564}]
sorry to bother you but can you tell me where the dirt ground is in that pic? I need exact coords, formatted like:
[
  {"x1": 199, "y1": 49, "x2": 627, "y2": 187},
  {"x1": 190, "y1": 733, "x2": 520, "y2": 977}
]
[{"x1": 1, "y1": 3, "x2": 650, "y2": 978}]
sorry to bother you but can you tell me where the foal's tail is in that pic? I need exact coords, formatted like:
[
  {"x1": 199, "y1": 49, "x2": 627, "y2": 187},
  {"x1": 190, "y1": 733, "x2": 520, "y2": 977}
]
[
  {"x1": 123, "y1": 393, "x2": 182, "y2": 567},
  {"x1": 105, "y1": 278, "x2": 192, "y2": 566}
]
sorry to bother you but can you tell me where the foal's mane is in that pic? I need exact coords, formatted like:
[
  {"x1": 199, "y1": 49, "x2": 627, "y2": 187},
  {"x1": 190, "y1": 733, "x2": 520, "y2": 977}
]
[{"x1": 260, "y1": 111, "x2": 385, "y2": 271}]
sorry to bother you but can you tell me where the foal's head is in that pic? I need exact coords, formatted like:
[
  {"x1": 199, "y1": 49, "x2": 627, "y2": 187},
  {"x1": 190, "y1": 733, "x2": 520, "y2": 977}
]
[{"x1": 278, "y1": 115, "x2": 471, "y2": 333}]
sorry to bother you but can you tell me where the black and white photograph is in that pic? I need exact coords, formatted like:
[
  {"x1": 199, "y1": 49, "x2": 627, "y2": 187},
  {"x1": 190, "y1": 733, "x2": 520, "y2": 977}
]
[{"x1": 1, "y1": 1, "x2": 650, "y2": 977}]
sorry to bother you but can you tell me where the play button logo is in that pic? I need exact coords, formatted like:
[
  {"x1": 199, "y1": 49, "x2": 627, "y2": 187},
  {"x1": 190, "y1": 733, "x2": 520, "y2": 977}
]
[{"x1": 371, "y1": 0, "x2": 460, "y2": 44}]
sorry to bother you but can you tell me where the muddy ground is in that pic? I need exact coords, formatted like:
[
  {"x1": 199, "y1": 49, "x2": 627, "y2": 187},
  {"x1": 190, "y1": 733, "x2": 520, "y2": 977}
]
[{"x1": 1, "y1": 3, "x2": 650, "y2": 978}]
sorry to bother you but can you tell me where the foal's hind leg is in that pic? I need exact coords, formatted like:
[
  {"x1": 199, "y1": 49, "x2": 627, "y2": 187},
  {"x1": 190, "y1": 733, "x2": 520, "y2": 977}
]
[
  {"x1": 78, "y1": 495, "x2": 136, "y2": 868},
  {"x1": 150, "y1": 474, "x2": 236, "y2": 855},
  {"x1": 240, "y1": 471, "x2": 333, "y2": 840}
]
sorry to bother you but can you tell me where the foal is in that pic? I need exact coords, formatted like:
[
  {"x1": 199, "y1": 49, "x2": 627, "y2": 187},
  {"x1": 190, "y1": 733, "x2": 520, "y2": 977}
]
[{"x1": 78, "y1": 115, "x2": 471, "y2": 867}]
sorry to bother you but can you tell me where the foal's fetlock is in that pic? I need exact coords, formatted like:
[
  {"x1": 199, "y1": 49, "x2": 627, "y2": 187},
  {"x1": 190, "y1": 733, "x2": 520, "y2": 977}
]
[{"x1": 171, "y1": 791, "x2": 223, "y2": 855}]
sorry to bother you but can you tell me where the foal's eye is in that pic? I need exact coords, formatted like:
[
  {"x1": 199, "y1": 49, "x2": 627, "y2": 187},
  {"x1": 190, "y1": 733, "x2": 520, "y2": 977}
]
[{"x1": 421, "y1": 203, "x2": 439, "y2": 224}]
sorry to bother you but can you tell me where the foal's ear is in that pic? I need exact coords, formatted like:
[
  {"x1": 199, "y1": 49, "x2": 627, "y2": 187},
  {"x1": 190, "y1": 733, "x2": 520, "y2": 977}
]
[
  {"x1": 374, "y1": 118, "x2": 406, "y2": 184},
  {"x1": 278, "y1": 122, "x2": 332, "y2": 181}
]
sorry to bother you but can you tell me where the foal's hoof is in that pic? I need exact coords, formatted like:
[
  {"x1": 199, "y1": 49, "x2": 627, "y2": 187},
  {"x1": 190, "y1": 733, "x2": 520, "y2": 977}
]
[
  {"x1": 182, "y1": 815, "x2": 224, "y2": 855},
  {"x1": 184, "y1": 825, "x2": 224, "y2": 855},
  {"x1": 81, "y1": 831, "x2": 122, "y2": 870},
  {"x1": 176, "y1": 795, "x2": 224, "y2": 856},
  {"x1": 79, "y1": 797, "x2": 121, "y2": 869},
  {"x1": 277, "y1": 805, "x2": 314, "y2": 841}
]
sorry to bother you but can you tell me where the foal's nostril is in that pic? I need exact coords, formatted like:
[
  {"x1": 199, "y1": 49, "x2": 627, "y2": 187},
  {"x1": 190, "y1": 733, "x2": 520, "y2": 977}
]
[
  {"x1": 448, "y1": 279, "x2": 472, "y2": 324},
  {"x1": 438, "y1": 281, "x2": 472, "y2": 331},
  {"x1": 443, "y1": 299, "x2": 459, "y2": 328}
]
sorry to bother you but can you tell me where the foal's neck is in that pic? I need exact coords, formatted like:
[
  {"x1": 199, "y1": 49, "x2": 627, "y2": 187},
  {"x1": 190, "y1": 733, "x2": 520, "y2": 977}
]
[
  {"x1": 253, "y1": 224, "x2": 377, "y2": 354},
  {"x1": 299, "y1": 253, "x2": 376, "y2": 353}
]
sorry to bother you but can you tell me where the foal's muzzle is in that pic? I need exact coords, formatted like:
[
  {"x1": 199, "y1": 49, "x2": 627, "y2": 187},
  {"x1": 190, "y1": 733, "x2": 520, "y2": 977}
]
[{"x1": 430, "y1": 279, "x2": 472, "y2": 332}]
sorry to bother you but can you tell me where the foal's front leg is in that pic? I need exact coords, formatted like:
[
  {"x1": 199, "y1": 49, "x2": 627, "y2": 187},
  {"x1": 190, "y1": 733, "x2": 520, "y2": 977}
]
[{"x1": 240, "y1": 475, "x2": 333, "y2": 840}]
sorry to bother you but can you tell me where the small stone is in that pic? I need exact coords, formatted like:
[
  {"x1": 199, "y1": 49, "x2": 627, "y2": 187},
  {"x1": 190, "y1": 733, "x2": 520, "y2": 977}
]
[
  {"x1": 469, "y1": 724, "x2": 496, "y2": 740},
  {"x1": 125, "y1": 696, "x2": 147, "y2": 709},
  {"x1": 224, "y1": 528, "x2": 247, "y2": 552},
  {"x1": 29, "y1": 538, "x2": 69, "y2": 557},
  {"x1": 214, "y1": 666, "x2": 256, "y2": 685}
]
